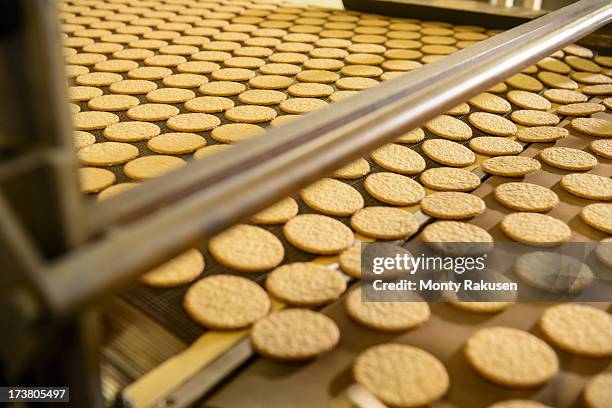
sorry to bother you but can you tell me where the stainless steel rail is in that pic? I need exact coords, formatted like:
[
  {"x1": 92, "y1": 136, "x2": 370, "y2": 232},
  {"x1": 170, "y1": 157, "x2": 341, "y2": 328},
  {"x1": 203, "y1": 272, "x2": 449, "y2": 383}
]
[{"x1": 41, "y1": 0, "x2": 611, "y2": 317}]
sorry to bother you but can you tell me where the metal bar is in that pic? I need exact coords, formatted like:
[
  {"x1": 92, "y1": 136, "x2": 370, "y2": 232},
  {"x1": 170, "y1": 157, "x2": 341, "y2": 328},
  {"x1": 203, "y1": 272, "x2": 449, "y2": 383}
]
[{"x1": 44, "y1": 0, "x2": 612, "y2": 317}]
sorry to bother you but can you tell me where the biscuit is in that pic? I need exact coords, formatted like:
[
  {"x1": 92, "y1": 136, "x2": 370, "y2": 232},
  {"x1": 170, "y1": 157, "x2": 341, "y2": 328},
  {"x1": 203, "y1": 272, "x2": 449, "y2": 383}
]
[
  {"x1": 266, "y1": 262, "x2": 346, "y2": 306},
  {"x1": 420, "y1": 167, "x2": 481, "y2": 191},
  {"x1": 560, "y1": 173, "x2": 612, "y2": 200},
  {"x1": 76, "y1": 72, "x2": 123, "y2": 86},
  {"x1": 353, "y1": 343, "x2": 449, "y2": 407},
  {"x1": 340, "y1": 65, "x2": 382, "y2": 77},
  {"x1": 78, "y1": 167, "x2": 116, "y2": 193},
  {"x1": 148, "y1": 132, "x2": 206, "y2": 154},
  {"x1": 146, "y1": 88, "x2": 195, "y2": 104},
  {"x1": 270, "y1": 115, "x2": 301, "y2": 127},
  {"x1": 167, "y1": 113, "x2": 221, "y2": 131},
  {"x1": 288, "y1": 83, "x2": 334, "y2": 98},
  {"x1": 199, "y1": 81, "x2": 246, "y2": 96},
  {"x1": 251, "y1": 197, "x2": 298, "y2": 225},
  {"x1": 396, "y1": 128, "x2": 425, "y2": 143},
  {"x1": 516, "y1": 126, "x2": 568, "y2": 143},
  {"x1": 542, "y1": 89, "x2": 587, "y2": 104},
  {"x1": 420, "y1": 192, "x2": 485, "y2": 219},
  {"x1": 488, "y1": 400, "x2": 550, "y2": 408},
  {"x1": 238, "y1": 89, "x2": 287, "y2": 105},
  {"x1": 364, "y1": 172, "x2": 425, "y2": 206},
  {"x1": 506, "y1": 90, "x2": 551, "y2": 111},
  {"x1": 297, "y1": 69, "x2": 340, "y2": 83},
  {"x1": 193, "y1": 145, "x2": 229, "y2": 160},
  {"x1": 140, "y1": 249, "x2": 204, "y2": 287},
  {"x1": 570, "y1": 118, "x2": 612, "y2": 137},
  {"x1": 422, "y1": 139, "x2": 476, "y2": 167},
  {"x1": 449, "y1": 302, "x2": 512, "y2": 314},
  {"x1": 350, "y1": 206, "x2": 419, "y2": 240},
  {"x1": 345, "y1": 287, "x2": 430, "y2": 331},
  {"x1": 128, "y1": 66, "x2": 173, "y2": 80},
  {"x1": 78, "y1": 142, "x2": 139, "y2": 166},
  {"x1": 581, "y1": 203, "x2": 612, "y2": 234},
  {"x1": 109, "y1": 79, "x2": 157, "y2": 95},
  {"x1": 563, "y1": 44, "x2": 593, "y2": 58},
  {"x1": 468, "y1": 112, "x2": 517, "y2": 136},
  {"x1": 371, "y1": 143, "x2": 426, "y2": 174},
  {"x1": 88, "y1": 94, "x2": 140, "y2": 111},
  {"x1": 501, "y1": 212, "x2": 571, "y2": 245},
  {"x1": 103, "y1": 121, "x2": 161, "y2": 142},
  {"x1": 494, "y1": 182, "x2": 558, "y2": 212},
  {"x1": 421, "y1": 221, "x2": 493, "y2": 252},
  {"x1": 211, "y1": 68, "x2": 256, "y2": 81},
  {"x1": 539, "y1": 147, "x2": 597, "y2": 171},
  {"x1": 184, "y1": 275, "x2": 270, "y2": 330},
  {"x1": 540, "y1": 304, "x2": 612, "y2": 357},
  {"x1": 583, "y1": 84, "x2": 612, "y2": 96},
  {"x1": 185, "y1": 96, "x2": 234, "y2": 113},
  {"x1": 584, "y1": 373, "x2": 612, "y2": 408},
  {"x1": 482, "y1": 156, "x2": 541, "y2": 177},
  {"x1": 469, "y1": 92, "x2": 511, "y2": 114},
  {"x1": 73, "y1": 111, "x2": 119, "y2": 130},
  {"x1": 97, "y1": 183, "x2": 139, "y2": 201},
  {"x1": 464, "y1": 326, "x2": 558, "y2": 388},
  {"x1": 268, "y1": 53, "x2": 308, "y2": 64},
  {"x1": 514, "y1": 251, "x2": 593, "y2": 294},
  {"x1": 127, "y1": 104, "x2": 180, "y2": 121},
  {"x1": 163, "y1": 73, "x2": 209, "y2": 88},
  {"x1": 590, "y1": 139, "x2": 612, "y2": 159},
  {"x1": 468, "y1": 137, "x2": 523, "y2": 156},
  {"x1": 332, "y1": 158, "x2": 371, "y2": 179},
  {"x1": 335, "y1": 76, "x2": 379, "y2": 90},
  {"x1": 565, "y1": 55, "x2": 601, "y2": 73},
  {"x1": 425, "y1": 115, "x2": 472, "y2": 141},
  {"x1": 124, "y1": 155, "x2": 186, "y2": 180},
  {"x1": 511, "y1": 110, "x2": 559, "y2": 126},
  {"x1": 571, "y1": 72, "x2": 610, "y2": 85},
  {"x1": 209, "y1": 224, "x2": 284, "y2": 272},
  {"x1": 538, "y1": 71, "x2": 578, "y2": 90},
  {"x1": 488, "y1": 82, "x2": 508, "y2": 94},
  {"x1": 506, "y1": 73, "x2": 543, "y2": 92},
  {"x1": 537, "y1": 56, "x2": 571, "y2": 74},
  {"x1": 603, "y1": 97, "x2": 612, "y2": 110},
  {"x1": 74, "y1": 131, "x2": 95, "y2": 149},
  {"x1": 225, "y1": 56, "x2": 266, "y2": 68},
  {"x1": 251, "y1": 309, "x2": 340, "y2": 361},
  {"x1": 249, "y1": 74, "x2": 294, "y2": 89},
  {"x1": 259, "y1": 62, "x2": 302, "y2": 75},
  {"x1": 280, "y1": 98, "x2": 328, "y2": 114},
  {"x1": 300, "y1": 178, "x2": 364, "y2": 216},
  {"x1": 211, "y1": 123, "x2": 264, "y2": 143},
  {"x1": 284, "y1": 214, "x2": 353, "y2": 254},
  {"x1": 344, "y1": 53, "x2": 385, "y2": 65},
  {"x1": 339, "y1": 246, "x2": 361, "y2": 279}
]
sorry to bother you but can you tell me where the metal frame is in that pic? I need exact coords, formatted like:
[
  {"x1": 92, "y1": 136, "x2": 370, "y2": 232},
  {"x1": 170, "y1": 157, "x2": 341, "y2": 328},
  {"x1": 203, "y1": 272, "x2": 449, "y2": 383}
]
[{"x1": 0, "y1": 0, "x2": 610, "y2": 407}]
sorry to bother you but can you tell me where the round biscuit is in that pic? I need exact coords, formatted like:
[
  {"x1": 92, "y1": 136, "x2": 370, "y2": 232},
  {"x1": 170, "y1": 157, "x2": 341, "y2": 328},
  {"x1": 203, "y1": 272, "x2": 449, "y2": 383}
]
[
  {"x1": 251, "y1": 197, "x2": 298, "y2": 225},
  {"x1": 350, "y1": 206, "x2": 419, "y2": 240},
  {"x1": 540, "y1": 304, "x2": 612, "y2": 357},
  {"x1": 353, "y1": 344, "x2": 448, "y2": 407},
  {"x1": 482, "y1": 156, "x2": 541, "y2": 177},
  {"x1": 364, "y1": 172, "x2": 425, "y2": 206},
  {"x1": 123, "y1": 155, "x2": 186, "y2": 180},
  {"x1": 266, "y1": 262, "x2": 346, "y2": 306},
  {"x1": 284, "y1": 214, "x2": 353, "y2": 255},
  {"x1": 140, "y1": 249, "x2": 204, "y2": 287},
  {"x1": 251, "y1": 309, "x2": 339, "y2": 361},
  {"x1": 494, "y1": 182, "x2": 558, "y2": 212},
  {"x1": 464, "y1": 326, "x2": 558, "y2": 388},
  {"x1": 209, "y1": 224, "x2": 284, "y2": 272},
  {"x1": 500, "y1": 212, "x2": 571, "y2": 245},
  {"x1": 371, "y1": 143, "x2": 426, "y2": 174},
  {"x1": 184, "y1": 275, "x2": 270, "y2": 330},
  {"x1": 420, "y1": 167, "x2": 480, "y2": 191},
  {"x1": 420, "y1": 192, "x2": 485, "y2": 219}
]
